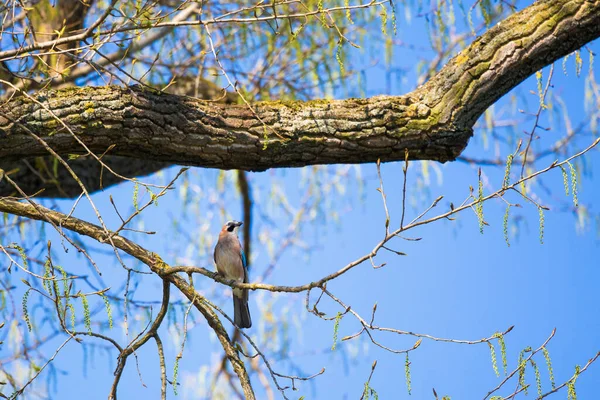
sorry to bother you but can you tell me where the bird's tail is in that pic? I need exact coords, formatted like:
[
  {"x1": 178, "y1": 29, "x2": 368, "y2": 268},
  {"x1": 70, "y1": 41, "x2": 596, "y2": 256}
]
[{"x1": 233, "y1": 294, "x2": 252, "y2": 329}]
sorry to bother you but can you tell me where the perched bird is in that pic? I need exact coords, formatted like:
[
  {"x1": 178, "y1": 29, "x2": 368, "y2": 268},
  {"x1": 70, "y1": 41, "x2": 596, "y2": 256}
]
[{"x1": 213, "y1": 220, "x2": 252, "y2": 329}]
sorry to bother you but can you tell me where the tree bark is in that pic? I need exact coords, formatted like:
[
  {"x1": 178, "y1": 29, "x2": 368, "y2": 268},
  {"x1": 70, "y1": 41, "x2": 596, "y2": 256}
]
[
  {"x1": 26, "y1": 0, "x2": 94, "y2": 77},
  {"x1": 0, "y1": 156, "x2": 168, "y2": 197},
  {"x1": 1, "y1": 0, "x2": 599, "y2": 191}
]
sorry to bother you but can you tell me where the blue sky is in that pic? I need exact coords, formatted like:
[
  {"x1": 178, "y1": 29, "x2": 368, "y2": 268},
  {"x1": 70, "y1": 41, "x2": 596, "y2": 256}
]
[{"x1": 1, "y1": 1, "x2": 599, "y2": 399}]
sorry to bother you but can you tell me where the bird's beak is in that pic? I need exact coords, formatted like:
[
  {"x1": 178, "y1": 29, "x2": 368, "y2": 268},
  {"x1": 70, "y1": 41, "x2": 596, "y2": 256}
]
[{"x1": 235, "y1": 221, "x2": 243, "y2": 227}]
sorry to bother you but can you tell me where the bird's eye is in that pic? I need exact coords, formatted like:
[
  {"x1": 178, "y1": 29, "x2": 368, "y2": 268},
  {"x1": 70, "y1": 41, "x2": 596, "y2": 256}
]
[{"x1": 227, "y1": 225, "x2": 235, "y2": 232}]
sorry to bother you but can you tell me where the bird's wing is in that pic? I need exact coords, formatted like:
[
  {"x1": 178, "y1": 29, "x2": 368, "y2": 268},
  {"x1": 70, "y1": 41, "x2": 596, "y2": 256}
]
[
  {"x1": 213, "y1": 240, "x2": 221, "y2": 265},
  {"x1": 240, "y1": 248, "x2": 247, "y2": 270},
  {"x1": 239, "y1": 247, "x2": 249, "y2": 301}
]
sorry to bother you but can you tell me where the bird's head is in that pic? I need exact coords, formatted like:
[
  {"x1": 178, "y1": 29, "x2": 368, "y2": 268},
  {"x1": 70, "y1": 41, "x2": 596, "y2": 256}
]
[{"x1": 221, "y1": 220, "x2": 243, "y2": 236}]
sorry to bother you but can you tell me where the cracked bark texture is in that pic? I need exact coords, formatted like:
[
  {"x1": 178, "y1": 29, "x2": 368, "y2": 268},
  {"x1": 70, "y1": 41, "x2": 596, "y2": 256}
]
[
  {"x1": 0, "y1": 0, "x2": 233, "y2": 198},
  {"x1": 1, "y1": 0, "x2": 599, "y2": 197}
]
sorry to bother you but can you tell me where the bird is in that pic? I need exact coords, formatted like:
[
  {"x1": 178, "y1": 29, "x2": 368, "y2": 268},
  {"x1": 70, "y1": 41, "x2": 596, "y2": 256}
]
[{"x1": 213, "y1": 220, "x2": 252, "y2": 329}]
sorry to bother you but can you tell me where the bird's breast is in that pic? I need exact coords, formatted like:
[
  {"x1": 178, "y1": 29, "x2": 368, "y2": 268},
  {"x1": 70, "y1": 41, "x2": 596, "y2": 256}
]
[{"x1": 214, "y1": 246, "x2": 244, "y2": 281}]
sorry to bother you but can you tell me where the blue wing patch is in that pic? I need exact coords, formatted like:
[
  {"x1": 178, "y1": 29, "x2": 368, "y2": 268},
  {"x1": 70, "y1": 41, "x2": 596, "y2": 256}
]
[{"x1": 240, "y1": 249, "x2": 247, "y2": 269}]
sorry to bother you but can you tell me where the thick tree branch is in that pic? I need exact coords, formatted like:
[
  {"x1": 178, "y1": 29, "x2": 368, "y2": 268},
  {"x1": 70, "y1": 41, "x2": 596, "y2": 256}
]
[
  {"x1": 0, "y1": 0, "x2": 598, "y2": 176},
  {"x1": 0, "y1": 156, "x2": 168, "y2": 197}
]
